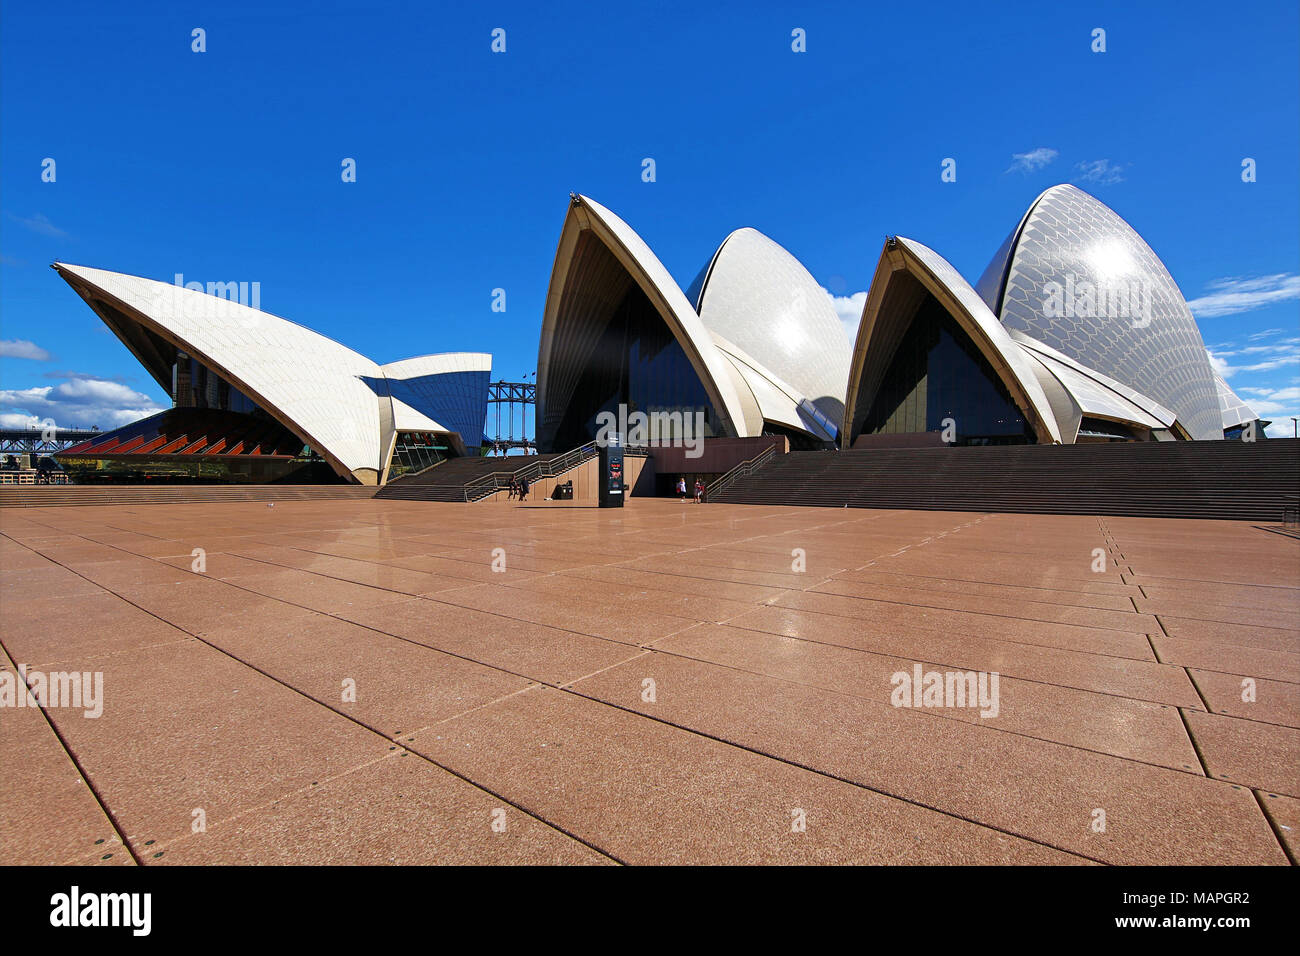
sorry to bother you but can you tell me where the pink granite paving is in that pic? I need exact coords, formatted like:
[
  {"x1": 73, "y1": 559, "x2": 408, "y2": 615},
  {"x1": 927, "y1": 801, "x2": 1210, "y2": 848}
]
[{"x1": 1, "y1": 498, "x2": 1296, "y2": 865}]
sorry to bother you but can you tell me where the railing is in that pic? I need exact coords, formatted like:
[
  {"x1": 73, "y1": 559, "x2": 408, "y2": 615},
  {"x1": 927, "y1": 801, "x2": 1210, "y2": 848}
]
[
  {"x1": 462, "y1": 441, "x2": 650, "y2": 502},
  {"x1": 705, "y1": 443, "x2": 777, "y2": 501},
  {"x1": 0, "y1": 471, "x2": 72, "y2": 485}
]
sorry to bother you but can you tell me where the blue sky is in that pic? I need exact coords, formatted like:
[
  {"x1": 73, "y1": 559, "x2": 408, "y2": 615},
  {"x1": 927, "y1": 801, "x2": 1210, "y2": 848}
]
[{"x1": 2, "y1": 0, "x2": 1297, "y2": 436}]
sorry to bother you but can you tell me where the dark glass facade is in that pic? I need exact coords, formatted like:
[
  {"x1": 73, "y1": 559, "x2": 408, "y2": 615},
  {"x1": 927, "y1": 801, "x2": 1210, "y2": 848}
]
[
  {"x1": 550, "y1": 282, "x2": 718, "y2": 451},
  {"x1": 56, "y1": 455, "x2": 338, "y2": 484},
  {"x1": 53, "y1": 407, "x2": 337, "y2": 484},
  {"x1": 1076, "y1": 417, "x2": 1143, "y2": 442},
  {"x1": 389, "y1": 431, "x2": 453, "y2": 478},
  {"x1": 862, "y1": 298, "x2": 1033, "y2": 445},
  {"x1": 174, "y1": 354, "x2": 259, "y2": 414}
]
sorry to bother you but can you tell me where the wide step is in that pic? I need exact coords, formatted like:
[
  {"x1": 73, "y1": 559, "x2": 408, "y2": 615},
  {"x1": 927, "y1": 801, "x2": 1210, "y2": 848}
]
[
  {"x1": 710, "y1": 440, "x2": 1300, "y2": 520},
  {"x1": 0, "y1": 485, "x2": 378, "y2": 508}
]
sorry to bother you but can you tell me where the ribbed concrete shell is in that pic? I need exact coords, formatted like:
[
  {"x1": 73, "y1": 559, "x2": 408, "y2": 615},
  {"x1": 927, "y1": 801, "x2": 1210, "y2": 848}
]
[
  {"x1": 711, "y1": 334, "x2": 838, "y2": 443},
  {"x1": 536, "y1": 195, "x2": 751, "y2": 449},
  {"x1": 1009, "y1": 332, "x2": 1181, "y2": 442},
  {"x1": 53, "y1": 264, "x2": 489, "y2": 484},
  {"x1": 844, "y1": 237, "x2": 1062, "y2": 446}
]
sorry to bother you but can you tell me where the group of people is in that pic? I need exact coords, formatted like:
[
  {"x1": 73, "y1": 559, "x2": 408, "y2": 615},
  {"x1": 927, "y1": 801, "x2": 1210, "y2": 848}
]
[
  {"x1": 507, "y1": 474, "x2": 530, "y2": 501},
  {"x1": 676, "y1": 476, "x2": 705, "y2": 503}
]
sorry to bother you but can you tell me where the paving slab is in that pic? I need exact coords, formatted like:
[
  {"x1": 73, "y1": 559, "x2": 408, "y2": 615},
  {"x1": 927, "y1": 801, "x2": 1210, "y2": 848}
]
[
  {"x1": 1258, "y1": 792, "x2": 1300, "y2": 862},
  {"x1": 341, "y1": 597, "x2": 646, "y2": 685},
  {"x1": 728, "y1": 605, "x2": 1199, "y2": 707},
  {"x1": 1156, "y1": 616, "x2": 1300, "y2": 653},
  {"x1": 1188, "y1": 669, "x2": 1300, "y2": 728},
  {"x1": 412, "y1": 685, "x2": 1085, "y2": 864},
  {"x1": 1151, "y1": 635, "x2": 1300, "y2": 684},
  {"x1": 0, "y1": 646, "x2": 129, "y2": 865},
  {"x1": 829, "y1": 568, "x2": 1139, "y2": 611},
  {"x1": 773, "y1": 590, "x2": 1157, "y2": 657},
  {"x1": 152, "y1": 753, "x2": 609, "y2": 865},
  {"x1": 425, "y1": 583, "x2": 704, "y2": 646},
  {"x1": 1183, "y1": 709, "x2": 1300, "y2": 797},
  {"x1": 810, "y1": 577, "x2": 1157, "y2": 633},
  {"x1": 29, "y1": 640, "x2": 391, "y2": 848},
  {"x1": 196, "y1": 612, "x2": 534, "y2": 734},
  {"x1": 0, "y1": 591, "x2": 193, "y2": 668},
  {"x1": 654, "y1": 623, "x2": 1200, "y2": 770},
  {"x1": 569, "y1": 654, "x2": 1284, "y2": 865}
]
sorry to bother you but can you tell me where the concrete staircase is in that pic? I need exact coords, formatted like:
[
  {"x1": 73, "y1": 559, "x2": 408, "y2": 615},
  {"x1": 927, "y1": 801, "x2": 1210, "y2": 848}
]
[
  {"x1": 708, "y1": 439, "x2": 1300, "y2": 520},
  {"x1": 376, "y1": 454, "x2": 563, "y2": 502}
]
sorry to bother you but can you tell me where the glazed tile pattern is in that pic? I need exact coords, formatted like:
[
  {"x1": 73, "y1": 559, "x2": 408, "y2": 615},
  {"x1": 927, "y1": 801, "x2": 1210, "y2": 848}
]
[
  {"x1": 694, "y1": 228, "x2": 853, "y2": 423},
  {"x1": 991, "y1": 185, "x2": 1222, "y2": 440},
  {"x1": 1212, "y1": 367, "x2": 1262, "y2": 431}
]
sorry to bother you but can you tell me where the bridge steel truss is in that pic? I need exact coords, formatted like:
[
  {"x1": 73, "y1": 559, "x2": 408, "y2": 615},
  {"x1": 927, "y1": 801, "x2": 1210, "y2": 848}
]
[{"x1": 486, "y1": 381, "x2": 536, "y2": 452}]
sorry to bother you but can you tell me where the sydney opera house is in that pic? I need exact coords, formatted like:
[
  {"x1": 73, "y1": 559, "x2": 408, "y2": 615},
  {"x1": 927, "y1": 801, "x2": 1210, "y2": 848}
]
[{"x1": 52, "y1": 184, "x2": 1266, "y2": 486}]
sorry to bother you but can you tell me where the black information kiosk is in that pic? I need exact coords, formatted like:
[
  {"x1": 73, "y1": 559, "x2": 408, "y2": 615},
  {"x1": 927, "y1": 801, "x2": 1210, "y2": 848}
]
[{"x1": 597, "y1": 435, "x2": 625, "y2": 508}]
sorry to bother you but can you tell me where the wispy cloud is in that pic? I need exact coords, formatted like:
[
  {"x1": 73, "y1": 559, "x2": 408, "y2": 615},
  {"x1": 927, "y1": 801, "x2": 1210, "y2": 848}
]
[
  {"x1": 1186, "y1": 274, "x2": 1300, "y2": 319},
  {"x1": 0, "y1": 339, "x2": 52, "y2": 361},
  {"x1": 0, "y1": 374, "x2": 163, "y2": 429},
  {"x1": 1208, "y1": 336, "x2": 1300, "y2": 379},
  {"x1": 1074, "y1": 159, "x2": 1126, "y2": 185},
  {"x1": 1005, "y1": 148, "x2": 1058, "y2": 174},
  {"x1": 6, "y1": 212, "x2": 68, "y2": 238},
  {"x1": 1239, "y1": 384, "x2": 1300, "y2": 437},
  {"x1": 823, "y1": 288, "x2": 868, "y2": 340}
]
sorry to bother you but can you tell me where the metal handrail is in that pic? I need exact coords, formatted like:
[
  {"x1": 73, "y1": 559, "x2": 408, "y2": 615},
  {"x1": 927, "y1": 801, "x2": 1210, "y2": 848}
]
[
  {"x1": 463, "y1": 441, "x2": 652, "y2": 501},
  {"x1": 706, "y1": 443, "x2": 777, "y2": 500}
]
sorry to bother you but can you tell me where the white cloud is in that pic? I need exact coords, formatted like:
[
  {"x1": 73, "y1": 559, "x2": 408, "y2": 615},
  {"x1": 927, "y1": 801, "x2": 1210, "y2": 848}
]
[
  {"x1": 0, "y1": 412, "x2": 44, "y2": 429},
  {"x1": 1005, "y1": 148, "x2": 1058, "y2": 174},
  {"x1": 1207, "y1": 350, "x2": 1234, "y2": 378},
  {"x1": 1186, "y1": 274, "x2": 1300, "y2": 318},
  {"x1": 1074, "y1": 159, "x2": 1126, "y2": 185},
  {"x1": 0, "y1": 375, "x2": 164, "y2": 430},
  {"x1": 7, "y1": 212, "x2": 67, "y2": 238},
  {"x1": 1249, "y1": 385, "x2": 1300, "y2": 437},
  {"x1": 1207, "y1": 328, "x2": 1300, "y2": 379},
  {"x1": 823, "y1": 288, "x2": 868, "y2": 340},
  {"x1": 0, "y1": 339, "x2": 52, "y2": 360}
]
